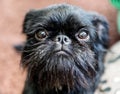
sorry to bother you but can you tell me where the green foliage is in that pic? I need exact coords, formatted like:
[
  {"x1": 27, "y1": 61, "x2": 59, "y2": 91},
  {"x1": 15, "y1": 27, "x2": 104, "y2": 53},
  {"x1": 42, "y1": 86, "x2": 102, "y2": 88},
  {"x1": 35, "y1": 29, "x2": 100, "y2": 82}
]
[
  {"x1": 118, "y1": 12, "x2": 120, "y2": 33},
  {"x1": 110, "y1": 0, "x2": 120, "y2": 9},
  {"x1": 110, "y1": 0, "x2": 120, "y2": 33}
]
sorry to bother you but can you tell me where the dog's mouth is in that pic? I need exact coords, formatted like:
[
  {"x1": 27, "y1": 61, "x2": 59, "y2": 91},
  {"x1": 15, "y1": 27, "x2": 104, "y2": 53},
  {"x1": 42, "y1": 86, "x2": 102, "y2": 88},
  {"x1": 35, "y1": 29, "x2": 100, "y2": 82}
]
[
  {"x1": 56, "y1": 50, "x2": 66, "y2": 54},
  {"x1": 53, "y1": 49, "x2": 71, "y2": 56}
]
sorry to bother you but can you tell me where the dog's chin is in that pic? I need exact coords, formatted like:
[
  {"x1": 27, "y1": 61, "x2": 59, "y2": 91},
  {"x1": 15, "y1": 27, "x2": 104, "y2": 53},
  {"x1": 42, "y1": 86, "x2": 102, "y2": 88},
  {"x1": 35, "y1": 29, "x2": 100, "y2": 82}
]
[
  {"x1": 36, "y1": 52, "x2": 90, "y2": 92},
  {"x1": 26, "y1": 47, "x2": 96, "y2": 93}
]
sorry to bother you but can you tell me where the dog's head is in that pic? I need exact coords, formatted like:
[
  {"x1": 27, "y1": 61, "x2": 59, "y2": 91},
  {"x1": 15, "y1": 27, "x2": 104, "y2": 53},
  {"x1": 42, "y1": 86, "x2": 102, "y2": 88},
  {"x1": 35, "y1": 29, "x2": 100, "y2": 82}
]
[{"x1": 22, "y1": 4, "x2": 109, "y2": 92}]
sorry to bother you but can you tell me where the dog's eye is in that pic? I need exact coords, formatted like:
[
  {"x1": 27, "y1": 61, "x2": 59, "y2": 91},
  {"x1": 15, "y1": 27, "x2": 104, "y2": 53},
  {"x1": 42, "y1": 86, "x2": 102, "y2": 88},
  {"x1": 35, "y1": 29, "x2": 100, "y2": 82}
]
[
  {"x1": 35, "y1": 30, "x2": 48, "y2": 40},
  {"x1": 78, "y1": 31, "x2": 88, "y2": 39}
]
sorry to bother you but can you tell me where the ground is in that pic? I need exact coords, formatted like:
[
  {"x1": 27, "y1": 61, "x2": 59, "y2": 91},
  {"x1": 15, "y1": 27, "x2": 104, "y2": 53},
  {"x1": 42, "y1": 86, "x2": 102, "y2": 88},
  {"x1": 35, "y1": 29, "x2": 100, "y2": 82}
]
[
  {"x1": 0, "y1": 0, "x2": 120, "y2": 94},
  {"x1": 95, "y1": 41, "x2": 120, "y2": 94}
]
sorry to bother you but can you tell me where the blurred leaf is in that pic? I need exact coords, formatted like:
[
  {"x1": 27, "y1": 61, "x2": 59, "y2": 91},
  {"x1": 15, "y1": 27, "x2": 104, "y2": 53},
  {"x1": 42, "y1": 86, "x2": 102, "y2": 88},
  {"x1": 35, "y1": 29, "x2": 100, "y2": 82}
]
[
  {"x1": 118, "y1": 11, "x2": 120, "y2": 33},
  {"x1": 110, "y1": 0, "x2": 120, "y2": 9}
]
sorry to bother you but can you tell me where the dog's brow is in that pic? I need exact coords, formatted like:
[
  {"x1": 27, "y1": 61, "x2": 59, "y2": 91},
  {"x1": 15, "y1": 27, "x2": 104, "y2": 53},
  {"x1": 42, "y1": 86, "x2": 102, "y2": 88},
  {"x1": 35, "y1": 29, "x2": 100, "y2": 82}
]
[{"x1": 32, "y1": 23, "x2": 44, "y2": 27}]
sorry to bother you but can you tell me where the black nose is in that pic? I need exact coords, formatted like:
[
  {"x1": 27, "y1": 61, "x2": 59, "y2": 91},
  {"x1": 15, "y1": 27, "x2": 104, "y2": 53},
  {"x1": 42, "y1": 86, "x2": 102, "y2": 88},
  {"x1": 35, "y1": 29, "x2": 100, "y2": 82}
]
[{"x1": 56, "y1": 35, "x2": 71, "y2": 44}]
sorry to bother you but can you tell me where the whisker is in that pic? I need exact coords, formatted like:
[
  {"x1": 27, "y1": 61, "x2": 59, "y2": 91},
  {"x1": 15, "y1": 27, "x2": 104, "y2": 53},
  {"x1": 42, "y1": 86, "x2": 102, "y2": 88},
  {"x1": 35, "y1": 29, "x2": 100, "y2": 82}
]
[
  {"x1": 21, "y1": 43, "x2": 47, "y2": 52},
  {"x1": 25, "y1": 38, "x2": 34, "y2": 42},
  {"x1": 22, "y1": 53, "x2": 37, "y2": 67},
  {"x1": 21, "y1": 49, "x2": 37, "y2": 52},
  {"x1": 25, "y1": 42, "x2": 46, "y2": 47},
  {"x1": 22, "y1": 45, "x2": 48, "y2": 65},
  {"x1": 22, "y1": 51, "x2": 36, "y2": 60}
]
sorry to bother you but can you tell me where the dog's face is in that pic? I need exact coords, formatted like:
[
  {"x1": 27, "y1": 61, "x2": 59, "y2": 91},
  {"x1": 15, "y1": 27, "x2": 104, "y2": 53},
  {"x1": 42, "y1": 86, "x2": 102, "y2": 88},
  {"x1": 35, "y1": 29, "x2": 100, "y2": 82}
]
[{"x1": 22, "y1": 4, "x2": 109, "y2": 92}]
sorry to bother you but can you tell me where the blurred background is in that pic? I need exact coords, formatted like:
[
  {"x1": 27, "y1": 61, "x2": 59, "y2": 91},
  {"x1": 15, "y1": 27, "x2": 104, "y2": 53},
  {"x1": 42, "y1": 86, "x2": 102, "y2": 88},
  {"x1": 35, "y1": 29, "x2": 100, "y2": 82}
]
[{"x1": 0, "y1": 0, "x2": 120, "y2": 94}]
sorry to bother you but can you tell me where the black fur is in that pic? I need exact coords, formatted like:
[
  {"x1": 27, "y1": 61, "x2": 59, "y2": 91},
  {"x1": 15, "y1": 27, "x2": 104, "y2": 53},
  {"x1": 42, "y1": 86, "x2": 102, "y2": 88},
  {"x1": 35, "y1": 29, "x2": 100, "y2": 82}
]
[{"x1": 20, "y1": 4, "x2": 109, "y2": 94}]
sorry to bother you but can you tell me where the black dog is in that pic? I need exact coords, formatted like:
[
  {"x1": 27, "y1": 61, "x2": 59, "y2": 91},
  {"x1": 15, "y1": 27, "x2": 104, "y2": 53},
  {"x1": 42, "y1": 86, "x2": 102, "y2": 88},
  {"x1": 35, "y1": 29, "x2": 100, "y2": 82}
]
[{"x1": 18, "y1": 4, "x2": 109, "y2": 94}]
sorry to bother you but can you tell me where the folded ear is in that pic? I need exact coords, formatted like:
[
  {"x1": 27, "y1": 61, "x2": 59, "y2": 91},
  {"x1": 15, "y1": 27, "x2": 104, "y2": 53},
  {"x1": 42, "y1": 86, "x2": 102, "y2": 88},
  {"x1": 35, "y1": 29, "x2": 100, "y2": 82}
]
[
  {"x1": 23, "y1": 10, "x2": 36, "y2": 34},
  {"x1": 89, "y1": 12, "x2": 109, "y2": 48}
]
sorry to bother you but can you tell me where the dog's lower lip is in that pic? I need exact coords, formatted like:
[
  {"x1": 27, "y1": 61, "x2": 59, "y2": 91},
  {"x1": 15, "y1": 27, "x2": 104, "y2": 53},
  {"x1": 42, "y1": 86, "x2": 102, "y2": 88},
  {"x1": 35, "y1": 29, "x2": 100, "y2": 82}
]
[
  {"x1": 54, "y1": 50, "x2": 69, "y2": 55},
  {"x1": 57, "y1": 50, "x2": 66, "y2": 54}
]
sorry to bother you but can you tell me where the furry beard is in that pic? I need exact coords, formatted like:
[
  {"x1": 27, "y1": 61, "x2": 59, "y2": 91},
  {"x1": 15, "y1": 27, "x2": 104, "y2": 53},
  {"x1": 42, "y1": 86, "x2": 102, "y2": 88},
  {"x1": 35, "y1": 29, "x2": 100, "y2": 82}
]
[
  {"x1": 23, "y1": 44, "x2": 95, "y2": 91},
  {"x1": 19, "y1": 4, "x2": 109, "y2": 94}
]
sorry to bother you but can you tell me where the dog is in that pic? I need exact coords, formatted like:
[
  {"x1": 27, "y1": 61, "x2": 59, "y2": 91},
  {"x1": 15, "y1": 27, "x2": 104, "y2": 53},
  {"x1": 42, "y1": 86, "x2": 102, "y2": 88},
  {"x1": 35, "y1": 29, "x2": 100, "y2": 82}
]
[{"x1": 16, "y1": 4, "x2": 109, "y2": 94}]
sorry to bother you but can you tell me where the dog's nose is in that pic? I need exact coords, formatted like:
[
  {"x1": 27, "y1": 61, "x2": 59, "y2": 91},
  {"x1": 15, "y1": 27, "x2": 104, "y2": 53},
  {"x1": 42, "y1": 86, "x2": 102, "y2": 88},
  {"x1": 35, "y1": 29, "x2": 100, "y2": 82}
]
[{"x1": 55, "y1": 35, "x2": 71, "y2": 45}]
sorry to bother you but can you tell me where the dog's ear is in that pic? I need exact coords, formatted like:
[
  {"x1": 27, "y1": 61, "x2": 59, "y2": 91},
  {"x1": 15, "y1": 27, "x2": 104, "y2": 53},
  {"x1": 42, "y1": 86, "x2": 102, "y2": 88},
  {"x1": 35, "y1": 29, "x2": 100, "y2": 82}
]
[
  {"x1": 23, "y1": 10, "x2": 36, "y2": 34},
  {"x1": 14, "y1": 10, "x2": 36, "y2": 52},
  {"x1": 90, "y1": 12, "x2": 109, "y2": 48}
]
